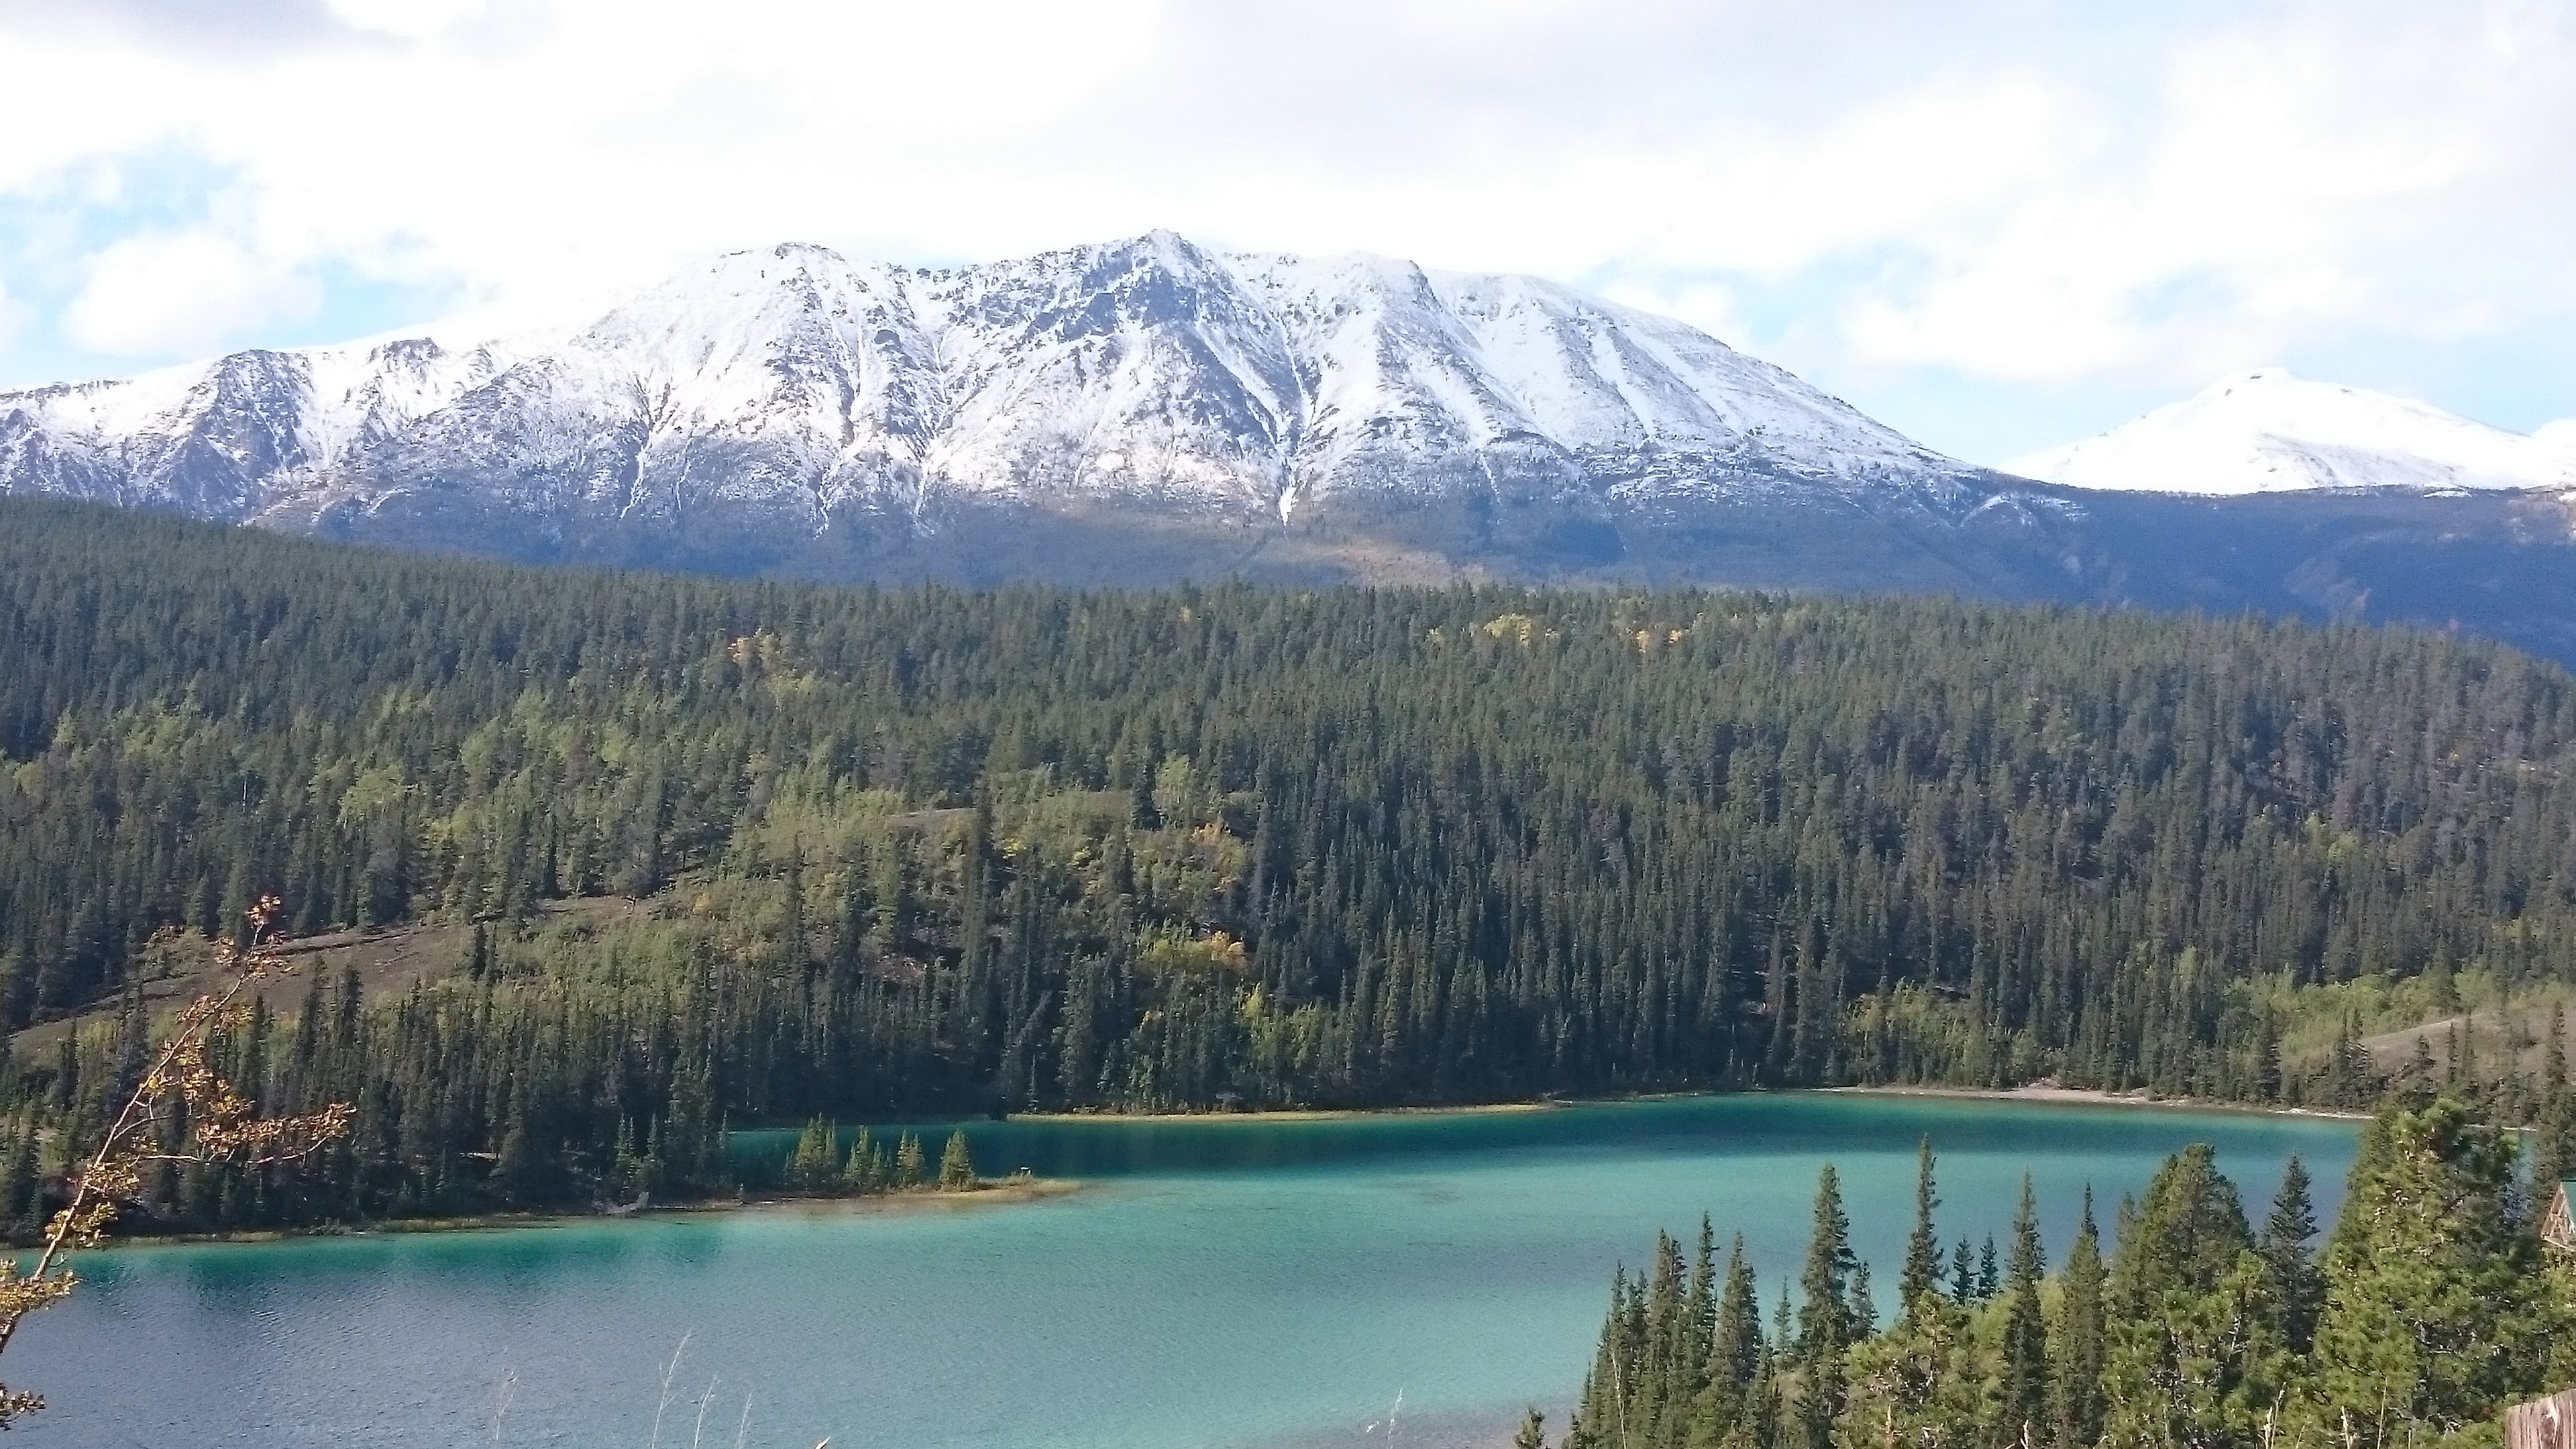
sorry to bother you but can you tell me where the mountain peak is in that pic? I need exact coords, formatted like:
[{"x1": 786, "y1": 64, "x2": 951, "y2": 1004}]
[
  {"x1": 1, "y1": 234, "x2": 1987, "y2": 535},
  {"x1": 2009, "y1": 371, "x2": 2575, "y2": 496}
]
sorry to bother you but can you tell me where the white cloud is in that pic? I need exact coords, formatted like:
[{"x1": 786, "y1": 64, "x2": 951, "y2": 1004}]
[
  {"x1": 321, "y1": 0, "x2": 498, "y2": 42},
  {"x1": 59, "y1": 231, "x2": 319, "y2": 357},
  {"x1": 1822, "y1": 1, "x2": 2576, "y2": 388},
  {"x1": 0, "y1": 0, "x2": 2569, "y2": 424}
]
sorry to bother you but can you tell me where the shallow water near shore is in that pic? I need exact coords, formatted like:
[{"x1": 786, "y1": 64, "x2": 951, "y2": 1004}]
[{"x1": 11, "y1": 1092, "x2": 2358, "y2": 1449}]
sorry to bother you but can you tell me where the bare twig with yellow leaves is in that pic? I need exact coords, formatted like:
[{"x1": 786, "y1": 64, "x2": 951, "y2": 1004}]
[{"x1": 0, "y1": 896, "x2": 353, "y2": 1426}]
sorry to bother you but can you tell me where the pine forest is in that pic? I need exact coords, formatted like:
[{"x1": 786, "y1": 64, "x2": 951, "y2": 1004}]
[
  {"x1": 1542, "y1": 1096, "x2": 2576, "y2": 1449},
  {"x1": 2, "y1": 496, "x2": 2575, "y2": 1232}
]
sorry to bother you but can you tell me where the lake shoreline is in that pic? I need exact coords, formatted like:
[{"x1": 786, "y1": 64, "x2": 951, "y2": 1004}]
[
  {"x1": 92, "y1": 1175, "x2": 1086, "y2": 1250},
  {"x1": 93, "y1": 1085, "x2": 2352, "y2": 1249},
  {"x1": 1823, "y1": 1082, "x2": 2373, "y2": 1121},
  {"x1": 1009, "y1": 1082, "x2": 2365, "y2": 1126},
  {"x1": 1007, "y1": 1099, "x2": 1565, "y2": 1124}
]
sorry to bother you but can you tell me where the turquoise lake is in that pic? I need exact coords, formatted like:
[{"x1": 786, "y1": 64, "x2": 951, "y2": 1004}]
[{"x1": 9, "y1": 1093, "x2": 2359, "y2": 1449}]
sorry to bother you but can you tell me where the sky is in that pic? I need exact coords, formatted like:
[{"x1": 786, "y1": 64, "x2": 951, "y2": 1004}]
[{"x1": 0, "y1": 0, "x2": 2569, "y2": 466}]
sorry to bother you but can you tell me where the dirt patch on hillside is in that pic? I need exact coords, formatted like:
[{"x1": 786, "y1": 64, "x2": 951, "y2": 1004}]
[
  {"x1": 9, "y1": 895, "x2": 651, "y2": 1055},
  {"x1": 2361, "y1": 1004, "x2": 2570, "y2": 1078}
]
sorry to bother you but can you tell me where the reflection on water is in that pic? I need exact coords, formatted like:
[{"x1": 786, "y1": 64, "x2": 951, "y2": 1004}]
[{"x1": 15, "y1": 1093, "x2": 2358, "y2": 1449}]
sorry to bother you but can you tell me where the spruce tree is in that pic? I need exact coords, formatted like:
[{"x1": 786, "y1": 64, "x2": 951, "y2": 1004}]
[
  {"x1": 1691, "y1": 1235, "x2": 1762, "y2": 1446},
  {"x1": 938, "y1": 1130, "x2": 977, "y2": 1190},
  {"x1": 1996, "y1": 1178, "x2": 2050, "y2": 1449},
  {"x1": 2546, "y1": 1006, "x2": 2568, "y2": 1102},
  {"x1": 2258, "y1": 1156, "x2": 2322, "y2": 1354},
  {"x1": 2053, "y1": 1189, "x2": 2106, "y2": 1449},
  {"x1": 1676, "y1": 1217, "x2": 1717, "y2": 1442},
  {"x1": 1845, "y1": 1260, "x2": 1876, "y2": 1342},
  {"x1": 783, "y1": 1116, "x2": 837, "y2": 1191},
  {"x1": 0, "y1": 1128, "x2": 31, "y2": 1233},
  {"x1": 1901, "y1": 1137, "x2": 1943, "y2": 1316},
  {"x1": 492, "y1": 1106, "x2": 541, "y2": 1204},
  {"x1": 2099, "y1": 1145, "x2": 2279, "y2": 1449},
  {"x1": 1839, "y1": 1221, "x2": 1980, "y2": 1449},
  {"x1": 1794, "y1": 1166, "x2": 1859, "y2": 1448},
  {"x1": 843, "y1": 1128, "x2": 880, "y2": 1192},
  {"x1": 2305, "y1": 1098, "x2": 2574, "y2": 1448},
  {"x1": 2536, "y1": 1007, "x2": 2571, "y2": 1189}
]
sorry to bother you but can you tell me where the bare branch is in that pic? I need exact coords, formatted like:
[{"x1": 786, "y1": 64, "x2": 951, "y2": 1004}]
[{"x1": 0, "y1": 896, "x2": 354, "y2": 1427}]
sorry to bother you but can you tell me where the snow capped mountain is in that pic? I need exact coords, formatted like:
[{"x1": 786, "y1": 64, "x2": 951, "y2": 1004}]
[
  {"x1": 11, "y1": 256, "x2": 2576, "y2": 665},
  {"x1": 2008, "y1": 368, "x2": 2576, "y2": 496},
  {"x1": 0, "y1": 232, "x2": 1984, "y2": 539}
]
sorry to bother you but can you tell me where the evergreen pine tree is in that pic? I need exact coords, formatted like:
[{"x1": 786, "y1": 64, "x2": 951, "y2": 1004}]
[
  {"x1": 783, "y1": 1116, "x2": 837, "y2": 1191},
  {"x1": 1794, "y1": 1166, "x2": 1859, "y2": 1448},
  {"x1": 0, "y1": 1126, "x2": 32, "y2": 1234},
  {"x1": 2536, "y1": 1007, "x2": 2571, "y2": 1189},
  {"x1": 2304, "y1": 1098, "x2": 2574, "y2": 1448},
  {"x1": 2099, "y1": 1145, "x2": 2281, "y2": 1449},
  {"x1": 1845, "y1": 1260, "x2": 1875, "y2": 1342},
  {"x1": 938, "y1": 1130, "x2": 977, "y2": 1190},
  {"x1": 1690, "y1": 1235, "x2": 1762, "y2": 1448},
  {"x1": 2258, "y1": 1155, "x2": 2322, "y2": 1354},
  {"x1": 1996, "y1": 1178, "x2": 2050, "y2": 1449},
  {"x1": 492, "y1": 1106, "x2": 541, "y2": 1204},
  {"x1": 1901, "y1": 1138, "x2": 1943, "y2": 1316},
  {"x1": 843, "y1": 1127, "x2": 879, "y2": 1192},
  {"x1": 2053, "y1": 1189, "x2": 2106, "y2": 1449}
]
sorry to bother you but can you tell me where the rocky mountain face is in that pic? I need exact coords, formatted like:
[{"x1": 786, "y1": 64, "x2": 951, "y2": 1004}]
[
  {"x1": 6, "y1": 235, "x2": 2575, "y2": 665},
  {"x1": 0, "y1": 232, "x2": 1976, "y2": 539}
]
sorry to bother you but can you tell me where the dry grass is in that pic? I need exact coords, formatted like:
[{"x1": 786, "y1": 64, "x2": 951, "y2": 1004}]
[
  {"x1": 7, "y1": 894, "x2": 650, "y2": 1058},
  {"x1": 2360, "y1": 1000, "x2": 2573, "y2": 1079}
]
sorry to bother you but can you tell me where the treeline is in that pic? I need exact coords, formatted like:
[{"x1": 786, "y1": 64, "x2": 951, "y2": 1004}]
[
  {"x1": 1, "y1": 957, "x2": 731, "y2": 1231},
  {"x1": 1541, "y1": 1096, "x2": 2576, "y2": 1449},
  {"x1": 773, "y1": 1120, "x2": 986, "y2": 1195},
  {"x1": 3, "y1": 497, "x2": 2576, "y2": 1226}
]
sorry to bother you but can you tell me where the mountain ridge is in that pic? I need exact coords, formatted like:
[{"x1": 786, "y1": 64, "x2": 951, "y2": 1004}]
[
  {"x1": 0, "y1": 231, "x2": 1988, "y2": 542},
  {"x1": 5, "y1": 235, "x2": 2575, "y2": 667}
]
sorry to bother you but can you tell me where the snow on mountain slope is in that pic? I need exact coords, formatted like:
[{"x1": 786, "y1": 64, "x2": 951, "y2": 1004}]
[
  {"x1": 2008, "y1": 369, "x2": 2576, "y2": 496},
  {"x1": 918, "y1": 232, "x2": 1308, "y2": 517},
  {"x1": 1224, "y1": 251, "x2": 1960, "y2": 512},
  {"x1": 0, "y1": 340, "x2": 507, "y2": 517},
  {"x1": 336, "y1": 244, "x2": 948, "y2": 528},
  {"x1": 0, "y1": 233, "x2": 1989, "y2": 535}
]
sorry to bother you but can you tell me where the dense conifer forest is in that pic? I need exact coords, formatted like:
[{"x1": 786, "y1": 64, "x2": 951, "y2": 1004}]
[
  {"x1": 2, "y1": 496, "x2": 2575, "y2": 1230},
  {"x1": 1542, "y1": 1096, "x2": 2576, "y2": 1449}
]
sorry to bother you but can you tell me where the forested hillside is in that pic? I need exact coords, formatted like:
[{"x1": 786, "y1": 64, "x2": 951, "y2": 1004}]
[{"x1": 3, "y1": 496, "x2": 2575, "y2": 1228}]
